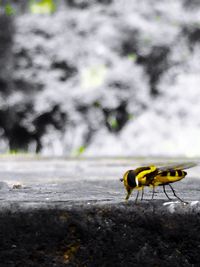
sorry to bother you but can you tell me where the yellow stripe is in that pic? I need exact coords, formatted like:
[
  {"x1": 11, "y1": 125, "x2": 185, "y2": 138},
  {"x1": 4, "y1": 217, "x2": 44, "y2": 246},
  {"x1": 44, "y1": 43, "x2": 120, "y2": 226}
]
[
  {"x1": 137, "y1": 166, "x2": 157, "y2": 179},
  {"x1": 123, "y1": 170, "x2": 130, "y2": 189},
  {"x1": 153, "y1": 173, "x2": 185, "y2": 186},
  {"x1": 137, "y1": 166, "x2": 157, "y2": 185},
  {"x1": 175, "y1": 170, "x2": 179, "y2": 177}
]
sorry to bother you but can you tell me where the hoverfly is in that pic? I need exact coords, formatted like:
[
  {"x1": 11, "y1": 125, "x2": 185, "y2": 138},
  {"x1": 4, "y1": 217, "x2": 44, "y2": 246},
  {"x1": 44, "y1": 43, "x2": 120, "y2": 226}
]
[{"x1": 120, "y1": 162, "x2": 197, "y2": 203}]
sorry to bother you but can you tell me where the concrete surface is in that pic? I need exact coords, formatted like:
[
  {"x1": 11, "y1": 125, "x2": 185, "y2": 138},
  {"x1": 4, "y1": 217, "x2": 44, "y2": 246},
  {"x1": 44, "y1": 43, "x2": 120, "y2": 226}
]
[{"x1": 0, "y1": 156, "x2": 200, "y2": 266}]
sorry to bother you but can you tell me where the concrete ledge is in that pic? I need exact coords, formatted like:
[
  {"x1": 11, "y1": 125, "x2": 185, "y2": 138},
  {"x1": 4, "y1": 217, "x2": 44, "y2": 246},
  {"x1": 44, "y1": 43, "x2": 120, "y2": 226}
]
[
  {"x1": 0, "y1": 158, "x2": 199, "y2": 266},
  {"x1": 0, "y1": 200, "x2": 200, "y2": 266}
]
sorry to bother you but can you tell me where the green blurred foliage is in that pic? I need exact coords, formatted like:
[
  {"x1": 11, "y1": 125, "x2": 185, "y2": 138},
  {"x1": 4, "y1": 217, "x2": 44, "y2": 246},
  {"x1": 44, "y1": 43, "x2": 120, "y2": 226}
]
[
  {"x1": 77, "y1": 146, "x2": 86, "y2": 154},
  {"x1": 81, "y1": 64, "x2": 107, "y2": 90},
  {"x1": 155, "y1": 15, "x2": 161, "y2": 21},
  {"x1": 0, "y1": 1, "x2": 16, "y2": 16},
  {"x1": 4, "y1": 3, "x2": 15, "y2": 15},
  {"x1": 72, "y1": 146, "x2": 86, "y2": 157},
  {"x1": 127, "y1": 53, "x2": 137, "y2": 62},
  {"x1": 128, "y1": 113, "x2": 134, "y2": 120},
  {"x1": 9, "y1": 149, "x2": 19, "y2": 155},
  {"x1": 93, "y1": 101, "x2": 101, "y2": 108},
  {"x1": 29, "y1": 0, "x2": 56, "y2": 14},
  {"x1": 107, "y1": 115, "x2": 118, "y2": 130},
  {"x1": 0, "y1": 0, "x2": 57, "y2": 15}
]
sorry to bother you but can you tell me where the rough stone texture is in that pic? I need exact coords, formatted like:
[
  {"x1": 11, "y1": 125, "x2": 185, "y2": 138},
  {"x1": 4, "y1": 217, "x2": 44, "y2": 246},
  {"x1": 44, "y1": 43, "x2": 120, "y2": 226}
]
[
  {"x1": 1, "y1": 201, "x2": 200, "y2": 267},
  {"x1": 0, "y1": 157, "x2": 200, "y2": 266}
]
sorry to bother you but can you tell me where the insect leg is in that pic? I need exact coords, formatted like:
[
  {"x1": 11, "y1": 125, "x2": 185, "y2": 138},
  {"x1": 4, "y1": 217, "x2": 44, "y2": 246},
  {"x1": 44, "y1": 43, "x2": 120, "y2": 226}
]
[
  {"x1": 168, "y1": 184, "x2": 188, "y2": 204},
  {"x1": 151, "y1": 186, "x2": 155, "y2": 200},
  {"x1": 125, "y1": 190, "x2": 131, "y2": 201},
  {"x1": 135, "y1": 190, "x2": 140, "y2": 203},
  {"x1": 163, "y1": 185, "x2": 172, "y2": 200},
  {"x1": 141, "y1": 187, "x2": 144, "y2": 201},
  {"x1": 125, "y1": 187, "x2": 134, "y2": 201}
]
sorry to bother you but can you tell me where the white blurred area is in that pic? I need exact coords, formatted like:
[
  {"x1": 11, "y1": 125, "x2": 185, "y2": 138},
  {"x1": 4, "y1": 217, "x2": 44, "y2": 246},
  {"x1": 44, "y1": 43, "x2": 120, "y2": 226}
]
[
  {"x1": 86, "y1": 74, "x2": 200, "y2": 157},
  {"x1": 1, "y1": 0, "x2": 200, "y2": 157}
]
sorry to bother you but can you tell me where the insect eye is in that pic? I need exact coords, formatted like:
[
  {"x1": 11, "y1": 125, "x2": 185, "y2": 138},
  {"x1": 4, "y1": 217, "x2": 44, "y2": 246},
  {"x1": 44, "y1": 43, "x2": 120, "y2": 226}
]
[
  {"x1": 127, "y1": 171, "x2": 137, "y2": 187},
  {"x1": 120, "y1": 178, "x2": 123, "y2": 182}
]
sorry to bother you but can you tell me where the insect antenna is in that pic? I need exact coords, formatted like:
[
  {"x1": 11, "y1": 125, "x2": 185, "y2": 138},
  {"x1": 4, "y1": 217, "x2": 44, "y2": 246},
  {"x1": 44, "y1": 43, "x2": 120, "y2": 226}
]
[
  {"x1": 163, "y1": 185, "x2": 172, "y2": 200},
  {"x1": 168, "y1": 184, "x2": 188, "y2": 204}
]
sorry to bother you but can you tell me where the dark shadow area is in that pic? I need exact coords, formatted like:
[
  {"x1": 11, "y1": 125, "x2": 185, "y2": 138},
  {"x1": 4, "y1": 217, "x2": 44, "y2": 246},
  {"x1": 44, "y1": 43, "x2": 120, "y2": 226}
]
[{"x1": 0, "y1": 202, "x2": 199, "y2": 266}]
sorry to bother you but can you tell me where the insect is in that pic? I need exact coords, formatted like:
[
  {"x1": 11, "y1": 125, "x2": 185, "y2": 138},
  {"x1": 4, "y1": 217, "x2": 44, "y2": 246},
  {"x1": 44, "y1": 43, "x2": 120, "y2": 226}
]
[{"x1": 120, "y1": 162, "x2": 197, "y2": 203}]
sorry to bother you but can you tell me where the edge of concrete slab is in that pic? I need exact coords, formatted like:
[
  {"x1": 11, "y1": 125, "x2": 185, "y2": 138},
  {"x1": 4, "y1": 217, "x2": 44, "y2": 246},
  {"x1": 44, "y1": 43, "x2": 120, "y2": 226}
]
[{"x1": 0, "y1": 200, "x2": 200, "y2": 267}]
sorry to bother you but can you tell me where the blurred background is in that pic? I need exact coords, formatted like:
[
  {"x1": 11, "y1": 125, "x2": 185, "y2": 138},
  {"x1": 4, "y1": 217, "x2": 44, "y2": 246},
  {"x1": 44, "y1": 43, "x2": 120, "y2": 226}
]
[{"x1": 0, "y1": 0, "x2": 200, "y2": 157}]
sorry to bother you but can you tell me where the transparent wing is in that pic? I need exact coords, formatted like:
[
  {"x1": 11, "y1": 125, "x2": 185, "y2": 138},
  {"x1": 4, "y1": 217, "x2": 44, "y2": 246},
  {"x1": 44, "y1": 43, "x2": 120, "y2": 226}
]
[{"x1": 158, "y1": 162, "x2": 198, "y2": 172}]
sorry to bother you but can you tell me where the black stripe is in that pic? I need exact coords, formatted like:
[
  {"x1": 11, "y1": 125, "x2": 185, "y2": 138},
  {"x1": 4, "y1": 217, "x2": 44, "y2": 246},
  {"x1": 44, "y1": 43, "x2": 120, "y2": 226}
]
[
  {"x1": 140, "y1": 167, "x2": 151, "y2": 171},
  {"x1": 161, "y1": 171, "x2": 168, "y2": 176},
  {"x1": 127, "y1": 171, "x2": 137, "y2": 187},
  {"x1": 169, "y1": 170, "x2": 176, "y2": 176},
  {"x1": 180, "y1": 170, "x2": 187, "y2": 176},
  {"x1": 145, "y1": 169, "x2": 158, "y2": 184},
  {"x1": 177, "y1": 170, "x2": 183, "y2": 176}
]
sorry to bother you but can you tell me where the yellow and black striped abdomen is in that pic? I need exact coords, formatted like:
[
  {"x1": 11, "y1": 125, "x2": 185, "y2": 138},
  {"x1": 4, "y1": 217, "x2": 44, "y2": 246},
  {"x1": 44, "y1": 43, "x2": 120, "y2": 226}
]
[{"x1": 153, "y1": 169, "x2": 187, "y2": 186}]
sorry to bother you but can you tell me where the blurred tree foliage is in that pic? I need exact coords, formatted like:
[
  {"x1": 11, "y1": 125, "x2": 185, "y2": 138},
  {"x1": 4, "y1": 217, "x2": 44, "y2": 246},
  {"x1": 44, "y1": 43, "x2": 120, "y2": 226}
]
[
  {"x1": 0, "y1": 1, "x2": 15, "y2": 15},
  {"x1": 0, "y1": 0, "x2": 57, "y2": 15},
  {"x1": 29, "y1": 0, "x2": 56, "y2": 14},
  {"x1": 4, "y1": 3, "x2": 15, "y2": 15}
]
